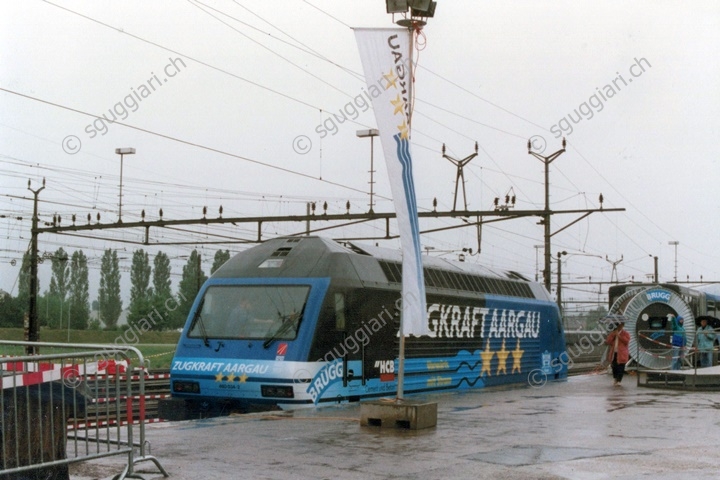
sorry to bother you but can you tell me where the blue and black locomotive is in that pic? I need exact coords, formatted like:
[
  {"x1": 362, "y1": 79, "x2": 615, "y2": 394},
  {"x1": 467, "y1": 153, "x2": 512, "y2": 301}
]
[{"x1": 169, "y1": 236, "x2": 568, "y2": 411}]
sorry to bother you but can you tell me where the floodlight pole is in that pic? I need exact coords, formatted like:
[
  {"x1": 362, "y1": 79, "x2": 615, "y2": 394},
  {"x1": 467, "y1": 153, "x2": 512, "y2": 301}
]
[
  {"x1": 115, "y1": 148, "x2": 136, "y2": 222},
  {"x1": 393, "y1": 16, "x2": 425, "y2": 401}
]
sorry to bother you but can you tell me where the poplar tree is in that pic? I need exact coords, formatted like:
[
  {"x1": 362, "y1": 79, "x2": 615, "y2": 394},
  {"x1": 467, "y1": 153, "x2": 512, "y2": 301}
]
[
  {"x1": 98, "y1": 249, "x2": 123, "y2": 329},
  {"x1": 150, "y1": 251, "x2": 172, "y2": 330},
  {"x1": 17, "y1": 251, "x2": 32, "y2": 306},
  {"x1": 173, "y1": 250, "x2": 206, "y2": 329},
  {"x1": 211, "y1": 249, "x2": 231, "y2": 274},
  {"x1": 68, "y1": 250, "x2": 90, "y2": 329},
  {"x1": 49, "y1": 247, "x2": 70, "y2": 299},
  {"x1": 48, "y1": 247, "x2": 70, "y2": 328},
  {"x1": 128, "y1": 249, "x2": 153, "y2": 329}
]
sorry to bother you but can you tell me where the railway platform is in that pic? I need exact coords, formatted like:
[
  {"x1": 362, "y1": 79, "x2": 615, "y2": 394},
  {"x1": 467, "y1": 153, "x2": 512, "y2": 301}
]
[{"x1": 70, "y1": 371, "x2": 720, "y2": 480}]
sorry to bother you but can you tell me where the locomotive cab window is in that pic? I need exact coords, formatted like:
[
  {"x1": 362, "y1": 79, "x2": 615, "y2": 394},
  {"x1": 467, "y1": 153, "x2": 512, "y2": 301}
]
[{"x1": 188, "y1": 285, "x2": 310, "y2": 341}]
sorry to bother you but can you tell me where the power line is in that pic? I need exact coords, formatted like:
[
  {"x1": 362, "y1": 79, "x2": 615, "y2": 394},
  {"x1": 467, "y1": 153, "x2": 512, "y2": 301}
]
[{"x1": 0, "y1": 87, "x2": 373, "y2": 197}]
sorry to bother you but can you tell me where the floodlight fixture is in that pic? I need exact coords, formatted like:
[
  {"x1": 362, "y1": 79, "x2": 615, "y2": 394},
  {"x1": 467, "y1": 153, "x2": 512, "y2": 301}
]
[
  {"x1": 409, "y1": 0, "x2": 431, "y2": 10},
  {"x1": 356, "y1": 129, "x2": 379, "y2": 138},
  {"x1": 386, "y1": 0, "x2": 408, "y2": 14},
  {"x1": 411, "y1": 0, "x2": 436, "y2": 17},
  {"x1": 388, "y1": 0, "x2": 437, "y2": 26}
]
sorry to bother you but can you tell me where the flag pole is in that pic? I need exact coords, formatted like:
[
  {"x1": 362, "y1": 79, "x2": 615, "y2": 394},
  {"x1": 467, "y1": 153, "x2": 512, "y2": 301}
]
[
  {"x1": 354, "y1": 22, "x2": 429, "y2": 404},
  {"x1": 396, "y1": 25, "x2": 414, "y2": 402}
]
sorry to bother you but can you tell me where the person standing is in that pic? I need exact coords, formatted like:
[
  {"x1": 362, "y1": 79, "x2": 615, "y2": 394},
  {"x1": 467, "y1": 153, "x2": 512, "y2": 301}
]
[
  {"x1": 696, "y1": 318, "x2": 716, "y2": 368},
  {"x1": 670, "y1": 315, "x2": 687, "y2": 370},
  {"x1": 605, "y1": 320, "x2": 631, "y2": 386}
]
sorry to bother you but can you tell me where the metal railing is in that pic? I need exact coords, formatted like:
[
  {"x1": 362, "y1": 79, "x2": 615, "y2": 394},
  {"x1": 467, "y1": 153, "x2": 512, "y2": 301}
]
[
  {"x1": 634, "y1": 330, "x2": 720, "y2": 389},
  {"x1": 0, "y1": 341, "x2": 168, "y2": 479}
]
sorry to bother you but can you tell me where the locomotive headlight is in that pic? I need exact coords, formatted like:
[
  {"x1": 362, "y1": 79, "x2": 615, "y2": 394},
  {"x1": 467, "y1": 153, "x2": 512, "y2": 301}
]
[
  {"x1": 261, "y1": 385, "x2": 294, "y2": 398},
  {"x1": 173, "y1": 381, "x2": 200, "y2": 394}
]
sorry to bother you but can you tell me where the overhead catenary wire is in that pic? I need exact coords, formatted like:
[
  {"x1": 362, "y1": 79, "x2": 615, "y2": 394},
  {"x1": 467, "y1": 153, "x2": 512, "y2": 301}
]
[{"x1": 3, "y1": 1, "x2": 716, "y2": 303}]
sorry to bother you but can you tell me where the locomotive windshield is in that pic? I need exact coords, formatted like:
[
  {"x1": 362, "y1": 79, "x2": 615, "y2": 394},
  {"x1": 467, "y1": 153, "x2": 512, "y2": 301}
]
[{"x1": 188, "y1": 285, "x2": 310, "y2": 341}]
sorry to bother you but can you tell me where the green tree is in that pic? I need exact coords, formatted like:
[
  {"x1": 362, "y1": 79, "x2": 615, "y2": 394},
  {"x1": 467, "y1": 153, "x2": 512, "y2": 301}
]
[
  {"x1": 153, "y1": 252, "x2": 172, "y2": 300},
  {"x1": 130, "y1": 249, "x2": 152, "y2": 303},
  {"x1": 49, "y1": 247, "x2": 70, "y2": 300},
  {"x1": 149, "y1": 251, "x2": 173, "y2": 330},
  {"x1": 68, "y1": 250, "x2": 90, "y2": 329},
  {"x1": 211, "y1": 249, "x2": 231, "y2": 274},
  {"x1": 128, "y1": 249, "x2": 153, "y2": 329},
  {"x1": 38, "y1": 292, "x2": 62, "y2": 329},
  {"x1": 17, "y1": 251, "x2": 32, "y2": 310},
  {"x1": 172, "y1": 250, "x2": 206, "y2": 329},
  {"x1": 0, "y1": 293, "x2": 23, "y2": 327},
  {"x1": 48, "y1": 247, "x2": 70, "y2": 329},
  {"x1": 98, "y1": 249, "x2": 123, "y2": 329}
]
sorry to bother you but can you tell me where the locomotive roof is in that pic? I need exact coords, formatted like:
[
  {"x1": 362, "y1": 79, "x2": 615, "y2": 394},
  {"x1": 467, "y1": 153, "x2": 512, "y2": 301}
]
[
  {"x1": 346, "y1": 240, "x2": 521, "y2": 280},
  {"x1": 212, "y1": 236, "x2": 530, "y2": 284}
]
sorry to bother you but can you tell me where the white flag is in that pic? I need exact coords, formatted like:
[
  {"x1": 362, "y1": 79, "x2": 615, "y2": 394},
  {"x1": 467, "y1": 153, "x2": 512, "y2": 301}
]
[{"x1": 355, "y1": 28, "x2": 428, "y2": 336}]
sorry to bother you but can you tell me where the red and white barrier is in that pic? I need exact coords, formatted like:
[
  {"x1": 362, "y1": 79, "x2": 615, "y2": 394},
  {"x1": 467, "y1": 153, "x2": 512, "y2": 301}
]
[{"x1": 1, "y1": 359, "x2": 128, "y2": 389}]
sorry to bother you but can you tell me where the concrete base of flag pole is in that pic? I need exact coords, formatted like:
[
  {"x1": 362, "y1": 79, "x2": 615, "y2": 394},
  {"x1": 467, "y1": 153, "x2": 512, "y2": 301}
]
[{"x1": 359, "y1": 398, "x2": 438, "y2": 430}]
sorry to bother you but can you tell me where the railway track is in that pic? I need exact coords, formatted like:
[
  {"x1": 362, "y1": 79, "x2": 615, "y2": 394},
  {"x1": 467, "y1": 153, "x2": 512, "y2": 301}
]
[
  {"x1": 68, "y1": 370, "x2": 171, "y2": 429},
  {"x1": 100, "y1": 350, "x2": 603, "y2": 422},
  {"x1": 71, "y1": 345, "x2": 603, "y2": 429}
]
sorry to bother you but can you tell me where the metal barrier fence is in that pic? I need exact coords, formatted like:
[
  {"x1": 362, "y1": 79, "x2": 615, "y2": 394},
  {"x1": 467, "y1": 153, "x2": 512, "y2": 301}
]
[
  {"x1": 634, "y1": 329, "x2": 720, "y2": 389},
  {"x1": 633, "y1": 328, "x2": 703, "y2": 370},
  {"x1": 0, "y1": 341, "x2": 168, "y2": 480}
]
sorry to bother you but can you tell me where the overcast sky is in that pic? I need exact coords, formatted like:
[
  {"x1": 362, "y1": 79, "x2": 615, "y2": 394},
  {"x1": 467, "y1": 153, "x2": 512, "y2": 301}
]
[{"x1": 1, "y1": 1, "x2": 719, "y2": 306}]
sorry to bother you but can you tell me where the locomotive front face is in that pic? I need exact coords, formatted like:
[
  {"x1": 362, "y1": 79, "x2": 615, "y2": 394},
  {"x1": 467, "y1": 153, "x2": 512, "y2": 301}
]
[{"x1": 170, "y1": 277, "x2": 332, "y2": 409}]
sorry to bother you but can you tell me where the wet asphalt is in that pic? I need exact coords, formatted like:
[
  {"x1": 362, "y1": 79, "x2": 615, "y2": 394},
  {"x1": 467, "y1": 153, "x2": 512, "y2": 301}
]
[{"x1": 75, "y1": 371, "x2": 720, "y2": 480}]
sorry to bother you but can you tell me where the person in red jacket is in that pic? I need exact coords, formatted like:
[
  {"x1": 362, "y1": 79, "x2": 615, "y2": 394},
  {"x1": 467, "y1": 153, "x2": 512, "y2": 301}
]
[{"x1": 605, "y1": 320, "x2": 631, "y2": 386}]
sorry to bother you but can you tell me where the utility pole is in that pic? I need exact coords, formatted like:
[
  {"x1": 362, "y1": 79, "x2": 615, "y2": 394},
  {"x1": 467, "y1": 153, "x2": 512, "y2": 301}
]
[
  {"x1": 556, "y1": 251, "x2": 567, "y2": 313},
  {"x1": 534, "y1": 244, "x2": 543, "y2": 282},
  {"x1": 653, "y1": 255, "x2": 659, "y2": 283},
  {"x1": 197, "y1": 252, "x2": 202, "y2": 293},
  {"x1": 606, "y1": 255, "x2": 624, "y2": 283},
  {"x1": 27, "y1": 178, "x2": 45, "y2": 354},
  {"x1": 442, "y1": 142, "x2": 479, "y2": 211},
  {"x1": 668, "y1": 240, "x2": 679, "y2": 282},
  {"x1": 528, "y1": 138, "x2": 566, "y2": 291},
  {"x1": 356, "y1": 129, "x2": 379, "y2": 214}
]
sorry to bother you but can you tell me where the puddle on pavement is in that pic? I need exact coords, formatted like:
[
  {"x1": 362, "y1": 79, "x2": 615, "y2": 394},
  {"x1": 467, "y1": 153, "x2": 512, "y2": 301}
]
[{"x1": 464, "y1": 445, "x2": 639, "y2": 466}]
